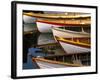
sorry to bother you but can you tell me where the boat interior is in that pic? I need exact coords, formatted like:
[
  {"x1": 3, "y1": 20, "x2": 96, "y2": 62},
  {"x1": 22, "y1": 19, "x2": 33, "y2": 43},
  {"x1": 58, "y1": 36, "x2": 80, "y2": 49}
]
[
  {"x1": 32, "y1": 52, "x2": 90, "y2": 67},
  {"x1": 55, "y1": 36, "x2": 91, "y2": 48},
  {"x1": 56, "y1": 26, "x2": 91, "y2": 33}
]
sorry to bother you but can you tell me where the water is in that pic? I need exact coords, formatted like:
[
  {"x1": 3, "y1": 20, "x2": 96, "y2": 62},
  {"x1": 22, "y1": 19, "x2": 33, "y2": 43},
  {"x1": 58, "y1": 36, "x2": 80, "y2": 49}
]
[
  {"x1": 23, "y1": 23, "x2": 37, "y2": 32},
  {"x1": 23, "y1": 33, "x2": 57, "y2": 69},
  {"x1": 23, "y1": 23, "x2": 58, "y2": 69}
]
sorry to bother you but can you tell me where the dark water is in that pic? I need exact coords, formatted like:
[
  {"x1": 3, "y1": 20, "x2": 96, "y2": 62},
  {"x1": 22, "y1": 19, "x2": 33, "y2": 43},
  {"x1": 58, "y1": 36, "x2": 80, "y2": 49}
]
[
  {"x1": 23, "y1": 32, "x2": 56, "y2": 69},
  {"x1": 23, "y1": 23, "x2": 56, "y2": 69},
  {"x1": 23, "y1": 33, "x2": 39, "y2": 62}
]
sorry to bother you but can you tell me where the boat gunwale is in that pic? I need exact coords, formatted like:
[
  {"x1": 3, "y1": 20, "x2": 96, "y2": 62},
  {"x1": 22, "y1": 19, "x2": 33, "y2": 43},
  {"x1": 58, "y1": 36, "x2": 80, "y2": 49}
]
[
  {"x1": 36, "y1": 20, "x2": 90, "y2": 26},
  {"x1": 23, "y1": 12, "x2": 91, "y2": 19},
  {"x1": 56, "y1": 36, "x2": 91, "y2": 48},
  {"x1": 32, "y1": 57, "x2": 82, "y2": 67},
  {"x1": 52, "y1": 27, "x2": 90, "y2": 35}
]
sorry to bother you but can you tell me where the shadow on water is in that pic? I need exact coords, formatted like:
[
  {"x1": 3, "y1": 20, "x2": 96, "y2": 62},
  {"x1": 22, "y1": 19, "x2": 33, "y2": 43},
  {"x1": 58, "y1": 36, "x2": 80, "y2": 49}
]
[
  {"x1": 23, "y1": 32, "x2": 56, "y2": 69},
  {"x1": 23, "y1": 32, "x2": 39, "y2": 63}
]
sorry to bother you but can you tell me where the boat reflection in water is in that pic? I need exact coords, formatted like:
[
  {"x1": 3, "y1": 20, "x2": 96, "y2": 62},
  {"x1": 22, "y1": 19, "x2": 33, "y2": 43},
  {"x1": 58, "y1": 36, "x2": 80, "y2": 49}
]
[
  {"x1": 23, "y1": 23, "x2": 37, "y2": 33},
  {"x1": 37, "y1": 33, "x2": 56, "y2": 46},
  {"x1": 23, "y1": 31, "x2": 66, "y2": 69},
  {"x1": 23, "y1": 32, "x2": 39, "y2": 69}
]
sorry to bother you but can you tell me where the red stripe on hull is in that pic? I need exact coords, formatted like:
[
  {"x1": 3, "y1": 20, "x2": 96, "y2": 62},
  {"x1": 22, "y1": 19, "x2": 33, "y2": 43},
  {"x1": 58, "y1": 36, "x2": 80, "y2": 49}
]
[{"x1": 36, "y1": 20, "x2": 90, "y2": 26}]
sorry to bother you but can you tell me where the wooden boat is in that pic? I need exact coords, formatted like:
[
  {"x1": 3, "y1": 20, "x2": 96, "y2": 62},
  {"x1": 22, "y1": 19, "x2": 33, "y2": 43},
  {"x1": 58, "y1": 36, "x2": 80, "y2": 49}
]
[
  {"x1": 23, "y1": 12, "x2": 90, "y2": 19},
  {"x1": 37, "y1": 18, "x2": 90, "y2": 25},
  {"x1": 52, "y1": 26, "x2": 90, "y2": 41},
  {"x1": 55, "y1": 36, "x2": 90, "y2": 54},
  {"x1": 33, "y1": 57, "x2": 82, "y2": 69},
  {"x1": 36, "y1": 21, "x2": 61, "y2": 33},
  {"x1": 36, "y1": 18, "x2": 90, "y2": 33},
  {"x1": 23, "y1": 12, "x2": 90, "y2": 33}
]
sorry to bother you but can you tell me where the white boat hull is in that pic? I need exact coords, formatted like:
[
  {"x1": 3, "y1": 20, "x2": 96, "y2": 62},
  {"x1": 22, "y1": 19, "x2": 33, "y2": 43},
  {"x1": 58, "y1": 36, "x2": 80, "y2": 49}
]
[
  {"x1": 59, "y1": 41, "x2": 90, "y2": 54},
  {"x1": 36, "y1": 60, "x2": 68, "y2": 69},
  {"x1": 36, "y1": 21, "x2": 61, "y2": 33},
  {"x1": 52, "y1": 28, "x2": 90, "y2": 39},
  {"x1": 33, "y1": 58, "x2": 81, "y2": 69},
  {"x1": 23, "y1": 15, "x2": 36, "y2": 23}
]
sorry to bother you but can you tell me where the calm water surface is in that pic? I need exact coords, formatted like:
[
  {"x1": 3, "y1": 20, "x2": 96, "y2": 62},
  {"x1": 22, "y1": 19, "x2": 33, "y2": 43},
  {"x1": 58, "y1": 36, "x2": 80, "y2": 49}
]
[{"x1": 23, "y1": 23, "x2": 56, "y2": 69}]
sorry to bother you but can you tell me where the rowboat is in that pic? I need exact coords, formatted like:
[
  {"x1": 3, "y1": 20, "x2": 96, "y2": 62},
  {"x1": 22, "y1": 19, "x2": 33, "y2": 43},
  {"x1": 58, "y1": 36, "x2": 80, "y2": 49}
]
[
  {"x1": 33, "y1": 57, "x2": 82, "y2": 69},
  {"x1": 36, "y1": 21, "x2": 61, "y2": 33},
  {"x1": 23, "y1": 12, "x2": 90, "y2": 33},
  {"x1": 52, "y1": 26, "x2": 90, "y2": 41},
  {"x1": 36, "y1": 18, "x2": 90, "y2": 33},
  {"x1": 23, "y1": 12, "x2": 90, "y2": 19},
  {"x1": 56, "y1": 36, "x2": 90, "y2": 54}
]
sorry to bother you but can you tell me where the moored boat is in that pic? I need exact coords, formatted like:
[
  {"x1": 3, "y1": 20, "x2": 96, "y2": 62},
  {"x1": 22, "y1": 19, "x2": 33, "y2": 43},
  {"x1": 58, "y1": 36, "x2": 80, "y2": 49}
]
[
  {"x1": 36, "y1": 18, "x2": 90, "y2": 33},
  {"x1": 36, "y1": 21, "x2": 62, "y2": 33},
  {"x1": 23, "y1": 12, "x2": 90, "y2": 19},
  {"x1": 52, "y1": 26, "x2": 90, "y2": 41},
  {"x1": 37, "y1": 18, "x2": 91, "y2": 26},
  {"x1": 23, "y1": 12, "x2": 90, "y2": 33},
  {"x1": 33, "y1": 57, "x2": 81, "y2": 69},
  {"x1": 55, "y1": 36, "x2": 90, "y2": 54}
]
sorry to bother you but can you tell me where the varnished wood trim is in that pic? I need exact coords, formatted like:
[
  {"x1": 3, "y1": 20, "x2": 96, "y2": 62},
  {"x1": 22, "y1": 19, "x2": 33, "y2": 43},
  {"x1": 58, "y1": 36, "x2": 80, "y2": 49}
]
[
  {"x1": 56, "y1": 36, "x2": 90, "y2": 48},
  {"x1": 33, "y1": 58, "x2": 82, "y2": 67},
  {"x1": 36, "y1": 20, "x2": 90, "y2": 26}
]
